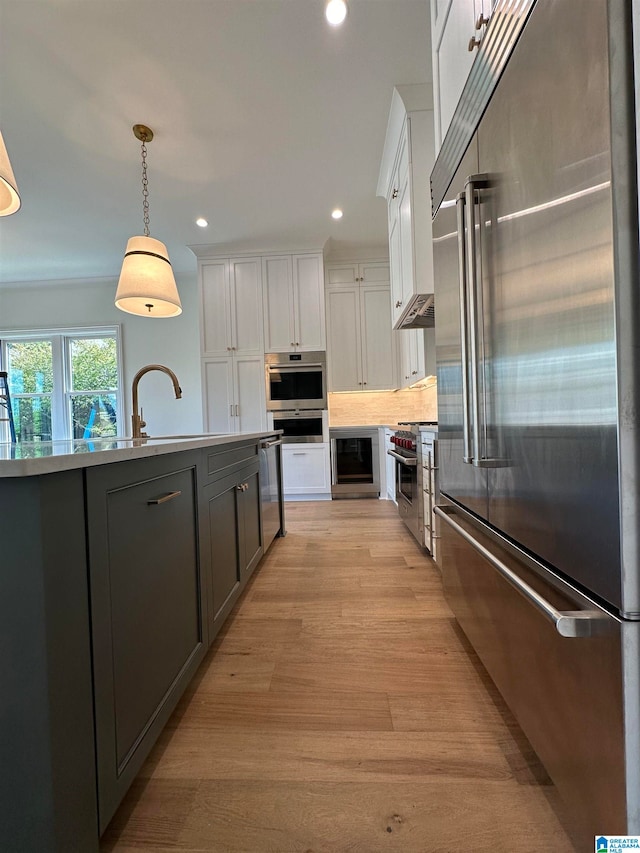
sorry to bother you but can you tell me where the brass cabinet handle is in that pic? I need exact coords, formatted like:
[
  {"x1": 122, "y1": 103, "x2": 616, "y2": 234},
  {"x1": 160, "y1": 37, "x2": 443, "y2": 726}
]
[
  {"x1": 147, "y1": 490, "x2": 182, "y2": 505},
  {"x1": 392, "y1": 188, "x2": 398, "y2": 199},
  {"x1": 395, "y1": 300, "x2": 402, "y2": 308},
  {"x1": 475, "y1": 12, "x2": 490, "y2": 29},
  {"x1": 468, "y1": 35, "x2": 482, "y2": 51}
]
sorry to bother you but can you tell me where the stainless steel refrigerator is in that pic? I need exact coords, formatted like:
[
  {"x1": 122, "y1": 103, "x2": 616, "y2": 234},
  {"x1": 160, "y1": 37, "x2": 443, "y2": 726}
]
[{"x1": 431, "y1": 0, "x2": 640, "y2": 843}]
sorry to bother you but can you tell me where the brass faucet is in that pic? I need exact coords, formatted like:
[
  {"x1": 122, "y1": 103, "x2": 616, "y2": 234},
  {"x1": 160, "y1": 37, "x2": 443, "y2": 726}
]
[{"x1": 131, "y1": 364, "x2": 182, "y2": 438}]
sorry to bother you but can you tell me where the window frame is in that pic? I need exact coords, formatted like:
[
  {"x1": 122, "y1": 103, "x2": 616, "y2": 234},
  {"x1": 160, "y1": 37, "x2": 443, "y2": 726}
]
[{"x1": 0, "y1": 325, "x2": 124, "y2": 442}]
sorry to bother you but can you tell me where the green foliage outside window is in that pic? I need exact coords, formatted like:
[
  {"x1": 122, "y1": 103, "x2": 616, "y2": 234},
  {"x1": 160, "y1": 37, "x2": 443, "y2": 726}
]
[{"x1": 5, "y1": 335, "x2": 119, "y2": 441}]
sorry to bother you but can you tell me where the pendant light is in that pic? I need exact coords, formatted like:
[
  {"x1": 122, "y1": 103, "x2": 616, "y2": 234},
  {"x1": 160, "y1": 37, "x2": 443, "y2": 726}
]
[
  {"x1": 115, "y1": 124, "x2": 182, "y2": 317},
  {"x1": 0, "y1": 130, "x2": 21, "y2": 216}
]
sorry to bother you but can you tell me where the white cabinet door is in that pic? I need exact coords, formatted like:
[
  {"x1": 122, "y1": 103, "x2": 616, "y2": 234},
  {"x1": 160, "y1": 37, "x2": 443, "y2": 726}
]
[
  {"x1": 360, "y1": 262, "x2": 391, "y2": 286},
  {"x1": 202, "y1": 358, "x2": 234, "y2": 433},
  {"x1": 397, "y1": 166, "x2": 416, "y2": 313},
  {"x1": 381, "y1": 107, "x2": 434, "y2": 330},
  {"x1": 234, "y1": 355, "x2": 267, "y2": 433},
  {"x1": 325, "y1": 263, "x2": 358, "y2": 287},
  {"x1": 262, "y1": 253, "x2": 325, "y2": 353},
  {"x1": 325, "y1": 261, "x2": 396, "y2": 392},
  {"x1": 360, "y1": 286, "x2": 395, "y2": 390},
  {"x1": 431, "y1": 0, "x2": 490, "y2": 151},
  {"x1": 326, "y1": 286, "x2": 362, "y2": 392},
  {"x1": 229, "y1": 258, "x2": 263, "y2": 355},
  {"x1": 201, "y1": 262, "x2": 231, "y2": 356},
  {"x1": 202, "y1": 355, "x2": 265, "y2": 434},
  {"x1": 388, "y1": 204, "x2": 404, "y2": 327},
  {"x1": 262, "y1": 256, "x2": 294, "y2": 352},
  {"x1": 396, "y1": 329, "x2": 424, "y2": 389},
  {"x1": 293, "y1": 254, "x2": 325, "y2": 351},
  {"x1": 396, "y1": 331, "x2": 412, "y2": 388},
  {"x1": 282, "y1": 443, "x2": 330, "y2": 495},
  {"x1": 410, "y1": 328, "x2": 426, "y2": 383},
  {"x1": 201, "y1": 258, "x2": 263, "y2": 356}
]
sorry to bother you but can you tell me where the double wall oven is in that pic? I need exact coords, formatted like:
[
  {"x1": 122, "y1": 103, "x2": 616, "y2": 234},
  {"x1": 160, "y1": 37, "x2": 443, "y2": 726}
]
[
  {"x1": 388, "y1": 422, "x2": 438, "y2": 556},
  {"x1": 265, "y1": 352, "x2": 327, "y2": 444}
]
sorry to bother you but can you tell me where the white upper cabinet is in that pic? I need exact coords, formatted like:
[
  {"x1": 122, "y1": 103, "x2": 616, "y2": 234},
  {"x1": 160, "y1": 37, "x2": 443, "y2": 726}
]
[
  {"x1": 325, "y1": 262, "x2": 396, "y2": 392},
  {"x1": 200, "y1": 258, "x2": 263, "y2": 356},
  {"x1": 431, "y1": 0, "x2": 493, "y2": 152},
  {"x1": 377, "y1": 85, "x2": 435, "y2": 330},
  {"x1": 263, "y1": 253, "x2": 325, "y2": 353},
  {"x1": 396, "y1": 328, "x2": 426, "y2": 390}
]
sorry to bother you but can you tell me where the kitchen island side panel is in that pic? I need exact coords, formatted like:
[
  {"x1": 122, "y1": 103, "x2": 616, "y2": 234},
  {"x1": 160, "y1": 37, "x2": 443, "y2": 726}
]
[{"x1": 0, "y1": 470, "x2": 98, "y2": 853}]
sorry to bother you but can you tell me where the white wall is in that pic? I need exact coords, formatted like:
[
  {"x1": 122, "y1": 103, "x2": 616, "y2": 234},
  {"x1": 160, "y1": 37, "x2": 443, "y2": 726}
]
[{"x1": 0, "y1": 272, "x2": 203, "y2": 437}]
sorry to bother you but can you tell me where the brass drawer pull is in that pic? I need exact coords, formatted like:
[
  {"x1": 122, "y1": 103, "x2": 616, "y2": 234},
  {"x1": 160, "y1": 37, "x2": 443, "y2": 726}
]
[{"x1": 147, "y1": 490, "x2": 182, "y2": 505}]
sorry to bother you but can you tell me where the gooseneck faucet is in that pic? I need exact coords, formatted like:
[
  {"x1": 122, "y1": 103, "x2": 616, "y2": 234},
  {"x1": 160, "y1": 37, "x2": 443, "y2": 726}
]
[{"x1": 131, "y1": 364, "x2": 182, "y2": 438}]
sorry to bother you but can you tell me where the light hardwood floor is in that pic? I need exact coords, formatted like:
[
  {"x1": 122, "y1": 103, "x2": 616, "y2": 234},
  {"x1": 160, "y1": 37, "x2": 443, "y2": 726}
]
[{"x1": 101, "y1": 500, "x2": 579, "y2": 853}]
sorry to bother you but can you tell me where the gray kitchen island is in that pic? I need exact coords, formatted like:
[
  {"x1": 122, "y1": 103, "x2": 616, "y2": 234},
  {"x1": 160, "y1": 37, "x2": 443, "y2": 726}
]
[{"x1": 0, "y1": 432, "x2": 284, "y2": 852}]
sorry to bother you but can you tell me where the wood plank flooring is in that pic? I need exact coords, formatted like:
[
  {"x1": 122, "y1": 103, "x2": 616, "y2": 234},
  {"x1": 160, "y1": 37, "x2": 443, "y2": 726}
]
[{"x1": 100, "y1": 501, "x2": 579, "y2": 853}]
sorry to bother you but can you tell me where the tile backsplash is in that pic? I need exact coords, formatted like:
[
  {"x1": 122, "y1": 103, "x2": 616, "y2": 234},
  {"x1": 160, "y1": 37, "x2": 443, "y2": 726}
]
[{"x1": 328, "y1": 381, "x2": 437, "y2": 428}]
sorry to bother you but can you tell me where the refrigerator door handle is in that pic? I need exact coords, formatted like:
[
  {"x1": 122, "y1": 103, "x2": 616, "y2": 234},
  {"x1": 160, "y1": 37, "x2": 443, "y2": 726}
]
[
  {"x1": 465, "y1": 174, "x2": 508, "y2": 468},
  {"x1": 464, "y1": 173, "x2": 489, "y2": 467},
  {"x1": 434, "y1": 505, "x2": 615, "y2": 638},
  {"x1": 456, "y1": 191, "x2": 473, "y2": 465}
]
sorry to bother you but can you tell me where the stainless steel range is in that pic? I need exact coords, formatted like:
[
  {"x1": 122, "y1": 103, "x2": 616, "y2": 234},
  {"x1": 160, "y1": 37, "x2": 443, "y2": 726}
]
[{"x1": 388, "y1": 422, "x2": 438, "y2": 556}]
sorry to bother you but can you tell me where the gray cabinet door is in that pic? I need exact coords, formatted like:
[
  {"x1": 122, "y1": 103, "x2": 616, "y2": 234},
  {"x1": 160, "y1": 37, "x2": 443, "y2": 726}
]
[
  {"x1": 86, "y1": 454, "x2": 205, "y2": 832},
  {"x1": 239, "y1": 468, "x2": 262, "y2": 580},
  {"x1": 203, "y1": 459, "x2": 263, "y2": 637},
  {"x1": 204, "y1": 473, "x2": 242, "y2": 627}
]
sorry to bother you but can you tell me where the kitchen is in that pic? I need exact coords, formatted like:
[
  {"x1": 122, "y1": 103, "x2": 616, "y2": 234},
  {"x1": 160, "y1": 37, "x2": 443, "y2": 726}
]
[{"x1": 1, "y1": 1, "x2": 639, "y2": 851}]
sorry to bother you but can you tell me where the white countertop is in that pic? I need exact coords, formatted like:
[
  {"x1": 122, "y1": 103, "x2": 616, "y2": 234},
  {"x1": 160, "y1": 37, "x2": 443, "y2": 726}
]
[{"x1": 0, "y1": 432, "x2": 279, "y2": 478}]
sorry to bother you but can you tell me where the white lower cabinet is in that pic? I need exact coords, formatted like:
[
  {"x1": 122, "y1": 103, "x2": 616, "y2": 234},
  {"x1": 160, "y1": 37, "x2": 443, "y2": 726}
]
[
  {"x1": 282, "y1": 443, "x2": 331, "y2": 500},
  {"x1": 202, "y1": 356, "x2": 266, "y2": 434}
]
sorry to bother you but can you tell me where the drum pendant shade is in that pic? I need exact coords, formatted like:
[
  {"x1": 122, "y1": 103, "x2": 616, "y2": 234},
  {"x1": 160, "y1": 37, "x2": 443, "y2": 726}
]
[
  {"x1": 115, "y1": 235, "x2": 182, "y2": 317},
  {"x1": 0, "y1": 131, "x2": 21, "y2": 216}
]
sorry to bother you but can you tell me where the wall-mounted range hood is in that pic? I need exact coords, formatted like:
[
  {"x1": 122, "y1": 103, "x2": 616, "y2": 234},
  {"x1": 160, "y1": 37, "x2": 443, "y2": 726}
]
[{"x1": 394, "y1": 292, "x2": 435, "y2": 329}]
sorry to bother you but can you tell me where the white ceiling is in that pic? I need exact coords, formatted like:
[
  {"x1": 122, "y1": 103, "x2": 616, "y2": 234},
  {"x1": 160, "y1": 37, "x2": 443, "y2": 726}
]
[{"x1": 0, "y1": 0, "x2": 431, "y2": 285}]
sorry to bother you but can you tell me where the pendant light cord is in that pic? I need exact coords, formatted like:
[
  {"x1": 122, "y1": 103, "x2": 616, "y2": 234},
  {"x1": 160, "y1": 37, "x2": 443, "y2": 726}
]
[{"x1": 140, "y1": 137, "x2": 150, "y2": 237}]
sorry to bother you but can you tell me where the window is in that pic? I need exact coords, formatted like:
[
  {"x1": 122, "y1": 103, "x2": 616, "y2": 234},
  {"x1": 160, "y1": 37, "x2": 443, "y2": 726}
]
[{"x1": 0, "y1": 327, "x2": 123, "y2": 442}]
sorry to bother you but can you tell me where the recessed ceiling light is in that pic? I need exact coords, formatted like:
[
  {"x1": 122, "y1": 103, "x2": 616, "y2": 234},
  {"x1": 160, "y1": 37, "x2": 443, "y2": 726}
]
[
  {"x1": 325, "y1": 0, "x2": 347, "y2": 26},
  {"x1": 195, "y1": 217, "x2": 208, "y2": 228},
  {"x1": 331, "y1": 208, "x2": 343, "y2": 220}
]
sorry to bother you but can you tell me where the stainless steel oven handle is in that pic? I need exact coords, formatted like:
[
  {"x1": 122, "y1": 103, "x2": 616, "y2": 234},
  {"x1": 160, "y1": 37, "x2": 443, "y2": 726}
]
[
  {"x1": 434, "y1": 506, "x2": 613, "y2": 638},
  {"x1": 456, "y1": 191, "x2": 473, "y2": 465},
  {"x1": 387, "y1": 450, "x2": 418, "y2": 466},
  {"x1": 268, "y1": 364, "x2": 324, "y2": 372}
]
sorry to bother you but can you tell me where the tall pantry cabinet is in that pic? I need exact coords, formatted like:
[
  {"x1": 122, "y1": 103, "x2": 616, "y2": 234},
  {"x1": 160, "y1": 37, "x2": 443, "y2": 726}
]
[
  {"x1": 325, "y1": 261, "x2": 396, "y2": 392},
  {"x1": 199, "y1": 258, "x2": 266, "y2": 434}
]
